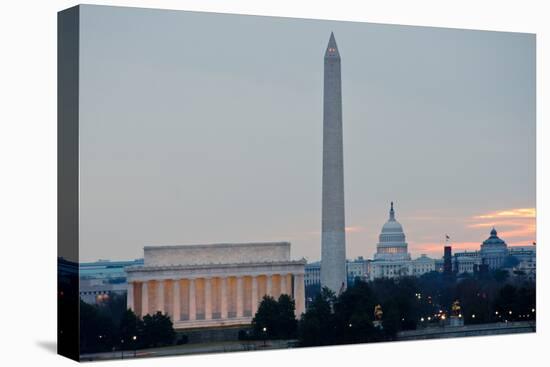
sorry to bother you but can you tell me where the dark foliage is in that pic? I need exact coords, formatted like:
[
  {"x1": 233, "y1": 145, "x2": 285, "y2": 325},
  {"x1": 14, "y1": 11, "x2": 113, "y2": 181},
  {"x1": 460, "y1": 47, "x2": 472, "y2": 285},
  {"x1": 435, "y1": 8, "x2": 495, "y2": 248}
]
[
  {"x1": 140, "y1": 312, "x2": 176, "y2": 348},
  {"x1": 305, "y1": 283, "x2": 321, "y2": 307},
  {"x1": 79, "y1": 295, "x2": 177, "y2": 354},
  {"x1": 297, "y1": 272, "x2": 535, "y2": 347},
  {"x1": 251, "y1": 294, "x2": 298, "y2": 339},
  {"x1": 298, "y1": 287, "x2": 337, "y2": 346}
]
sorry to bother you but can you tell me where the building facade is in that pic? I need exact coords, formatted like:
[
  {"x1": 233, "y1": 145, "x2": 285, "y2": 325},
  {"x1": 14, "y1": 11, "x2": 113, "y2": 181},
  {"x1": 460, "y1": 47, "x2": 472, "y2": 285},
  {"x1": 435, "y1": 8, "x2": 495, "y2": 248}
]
[
  {"x1": 346, "y1": 256, "x2": 370, "y2": 284},
  {"x1": 79, "y1": 259, "x2": 143, "y2": 304},
  {"x1": 454, "y1": 255, "x2": 481, "y2": 274},
  {"x1": 412, "y1": 254, "x2": 436, "y2": 276},
  {"x1": 305, "y1": 261, "x2": 321, "y2": 287},
  {"x1": 306, "y1": 257, "x2": 370, "y2": 288},
  {"x1": 509, "y1": 245, "x2": 536, "y2": 281},
  {"x1": 126, "y1": 242, "x2": 306, "y2": 330}
]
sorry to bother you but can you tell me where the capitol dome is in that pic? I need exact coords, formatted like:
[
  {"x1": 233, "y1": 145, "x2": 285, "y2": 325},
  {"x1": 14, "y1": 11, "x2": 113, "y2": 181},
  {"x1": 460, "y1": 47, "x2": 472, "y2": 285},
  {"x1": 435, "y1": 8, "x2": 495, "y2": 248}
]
[
  {"x1": 374, "y1": 202, "x2": 410, "y2": 260},
  {"x1": 379, "y1": 202, "x2": 406, "y2": 243}
]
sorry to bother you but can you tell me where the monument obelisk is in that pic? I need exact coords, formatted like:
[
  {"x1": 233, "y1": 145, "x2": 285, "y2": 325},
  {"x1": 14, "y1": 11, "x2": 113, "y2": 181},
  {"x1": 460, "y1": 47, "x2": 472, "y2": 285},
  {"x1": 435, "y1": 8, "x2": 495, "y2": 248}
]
[{"x1": 321, "y1": 32, "x2": 347, "y2": 294}]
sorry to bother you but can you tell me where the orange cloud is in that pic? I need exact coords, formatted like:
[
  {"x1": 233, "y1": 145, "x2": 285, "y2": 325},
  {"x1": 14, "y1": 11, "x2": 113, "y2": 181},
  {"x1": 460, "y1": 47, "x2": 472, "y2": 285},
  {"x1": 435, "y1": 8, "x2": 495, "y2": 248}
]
[
  {"x1": 468, "y1": 207, "x2": 536, "y2": 244},
  {"x1": 410, "y1": 207, "x2": 536, "y2": 257},
  {"x1": 474, "y1": 208, "x2": 535, "y2": 220},
  {"x1": 498, "y1": 224, "x2": 536, "y2": 239},
  {"x1": 468, "y1": 219, "x2": 531, "y2": 229}
]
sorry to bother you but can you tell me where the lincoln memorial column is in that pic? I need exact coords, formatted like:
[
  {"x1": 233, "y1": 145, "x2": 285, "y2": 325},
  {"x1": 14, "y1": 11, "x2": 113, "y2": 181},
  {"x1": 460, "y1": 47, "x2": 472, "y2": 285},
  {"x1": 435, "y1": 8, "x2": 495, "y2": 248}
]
[
  {"x1": 251, "y1": 276, "x2": 259, "y2": 315},
  {"x1": 141, "y1": 281, "x2": 149, "y2": 316},
  {"x1": 189, "y1": 278, "x2": 196, "y2": 321},
  {"x1": 266, "y1": 275, "x2": 273, "y2": 297},
  {"x1": 205, "y1": 278, "x2": 213, "y2": 320},
  {"x1": 220, "y1": 277, "x2": 228, "y2": 319},
  {"x1": 127, "y1": 281, "x2": 134, "y2": 311},
  {"x1": 173, "y1": 279, "x2": 181, "y2": 322},
  {"x1": 280, "y1": 274, "x2": 288, "y2": 295},
  {"x1": 236, "y1": 276, "x2": 244, "y2": 318},
  {"x1": 293, "y1": 273, "x2": 305, "y2": 317},
  {"x1": 156, "y1": 280, "x2": 165, "y2": 313}
]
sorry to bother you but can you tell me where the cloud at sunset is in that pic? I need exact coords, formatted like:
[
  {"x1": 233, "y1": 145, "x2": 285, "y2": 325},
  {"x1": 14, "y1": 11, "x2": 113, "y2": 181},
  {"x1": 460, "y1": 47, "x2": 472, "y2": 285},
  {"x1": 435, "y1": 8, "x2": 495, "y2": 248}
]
[
  {"x1": 407, "y1": 207, "x2": 536, "y2": 258},
  {"x1": 473, "y1": 208, "x2": 535, "y2": 220},
  {"x1": 468, "y1": 207, "x2": 536, "y2": 243}
]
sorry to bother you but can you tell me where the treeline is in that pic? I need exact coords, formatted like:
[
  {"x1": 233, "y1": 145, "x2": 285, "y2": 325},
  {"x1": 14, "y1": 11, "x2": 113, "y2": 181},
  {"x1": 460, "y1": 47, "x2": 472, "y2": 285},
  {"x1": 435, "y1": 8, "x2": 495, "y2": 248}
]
[
  {"x1": 79, "y1": 270, "x2": 535, "y2": 352},
  {"x1": 79, "y1": 295, "x2": 178, "y2": 354},
  {"x1": 246, "y1": 294, "x2": 298, "y2": 340},
  {"x1": 296, "y1": 270, "x2": 535, "y2": 346}
]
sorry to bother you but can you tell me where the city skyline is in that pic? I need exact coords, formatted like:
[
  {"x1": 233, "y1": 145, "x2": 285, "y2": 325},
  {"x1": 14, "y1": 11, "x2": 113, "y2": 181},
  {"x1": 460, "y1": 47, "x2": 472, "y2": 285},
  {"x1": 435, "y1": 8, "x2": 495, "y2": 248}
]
[{"x1": 78, "y1": 6, "x2": 535, "y2": 263}]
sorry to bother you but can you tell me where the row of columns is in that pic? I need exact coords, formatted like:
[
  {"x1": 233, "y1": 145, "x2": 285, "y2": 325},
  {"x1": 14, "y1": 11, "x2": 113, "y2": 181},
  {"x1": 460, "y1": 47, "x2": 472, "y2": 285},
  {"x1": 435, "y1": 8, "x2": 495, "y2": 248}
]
[{"x1": 128, "y1": 273, "x2": 305, "y2": 322}]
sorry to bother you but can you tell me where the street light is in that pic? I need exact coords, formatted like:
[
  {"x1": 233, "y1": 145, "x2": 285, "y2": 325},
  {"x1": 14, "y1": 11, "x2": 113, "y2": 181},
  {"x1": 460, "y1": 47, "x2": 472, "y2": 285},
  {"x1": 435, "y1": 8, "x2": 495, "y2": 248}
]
[
  {"x1": 132, "y1": 335, "x2": 137, "y2": 357},
  {"x1": 262, "y1": 327, "x2": 267, "y2": 347}
]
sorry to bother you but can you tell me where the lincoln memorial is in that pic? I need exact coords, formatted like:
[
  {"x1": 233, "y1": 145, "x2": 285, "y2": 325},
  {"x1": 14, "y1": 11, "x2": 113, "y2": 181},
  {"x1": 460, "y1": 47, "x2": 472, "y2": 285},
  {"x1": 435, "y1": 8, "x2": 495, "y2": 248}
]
[{"x1": 125, "y1": 242, "x2": 306, "y2": 329}]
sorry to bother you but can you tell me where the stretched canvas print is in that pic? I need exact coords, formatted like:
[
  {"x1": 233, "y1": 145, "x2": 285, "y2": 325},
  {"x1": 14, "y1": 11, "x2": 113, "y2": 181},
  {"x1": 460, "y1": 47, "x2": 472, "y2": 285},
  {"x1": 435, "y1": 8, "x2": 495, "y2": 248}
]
[{"x1": 58, "y1": 4, "x2": 536, "y2": 362}]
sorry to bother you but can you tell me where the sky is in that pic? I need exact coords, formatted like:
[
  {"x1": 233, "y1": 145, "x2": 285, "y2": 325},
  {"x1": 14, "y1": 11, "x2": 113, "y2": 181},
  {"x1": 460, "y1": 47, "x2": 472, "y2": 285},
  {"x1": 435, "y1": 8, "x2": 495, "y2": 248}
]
[{"x1": 78, "y1": 5, "x2": 536, "y2": 263}]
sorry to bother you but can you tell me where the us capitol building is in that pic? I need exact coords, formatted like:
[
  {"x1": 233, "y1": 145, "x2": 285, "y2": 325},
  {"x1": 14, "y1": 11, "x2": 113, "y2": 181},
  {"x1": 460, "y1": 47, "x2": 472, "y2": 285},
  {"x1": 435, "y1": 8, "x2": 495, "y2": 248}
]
[{"x1": 370, "y1": 202, "x2": 435, "y2": 279}]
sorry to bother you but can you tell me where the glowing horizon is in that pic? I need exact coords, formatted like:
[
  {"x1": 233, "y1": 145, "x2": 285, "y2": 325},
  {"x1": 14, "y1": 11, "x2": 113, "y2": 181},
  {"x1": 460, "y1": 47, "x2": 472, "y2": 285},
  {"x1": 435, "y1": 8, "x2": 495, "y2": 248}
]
[{"x1": 407, "y1": 207, "x2": 536, "y2": 258}]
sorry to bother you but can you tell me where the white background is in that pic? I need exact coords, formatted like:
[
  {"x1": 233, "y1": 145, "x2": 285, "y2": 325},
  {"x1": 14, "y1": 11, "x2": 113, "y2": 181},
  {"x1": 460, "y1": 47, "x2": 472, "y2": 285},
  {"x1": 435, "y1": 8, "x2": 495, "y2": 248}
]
[{"x1": 0, "y1": 0, "x2": 547, "y2": 366}]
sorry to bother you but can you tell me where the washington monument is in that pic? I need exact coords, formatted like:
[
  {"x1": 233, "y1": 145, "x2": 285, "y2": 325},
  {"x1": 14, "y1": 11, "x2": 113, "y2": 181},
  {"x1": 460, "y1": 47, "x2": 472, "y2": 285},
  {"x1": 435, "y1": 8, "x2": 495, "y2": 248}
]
[{"x1": 321, "y1": 33, "x2": 347, "y2": 293}]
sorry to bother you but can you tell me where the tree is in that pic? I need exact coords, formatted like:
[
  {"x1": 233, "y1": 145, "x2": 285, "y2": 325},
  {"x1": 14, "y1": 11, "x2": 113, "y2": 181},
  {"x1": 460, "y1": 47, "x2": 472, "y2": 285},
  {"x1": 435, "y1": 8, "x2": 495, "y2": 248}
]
[
  {"x1": 277, "y1": 294, "x2": 298, "y2": 339},
  {"x1": 501, "y1": 255, "x2": 520, "y2": 269},
  {"x1": 493, "y1": 269, "x2": 510, "y2": 283},
  {"x1": 252, "y1": 295, "x2": 280, "y2": 339},
  {"x1": 79, "y1": 300, "x2": 116, "y2": 353},
  {"x1": 454, "y1": 278, "x2": 491, "y2": 324},
  {"x1": 119, "y1": 309, "x2": 143, "y2": 349},
  {"x1": 333, "y1": 281, "x2": 379, "y2": 343},
  {"x1": 305, "y1": 283, "x2": 321, "y2": 307},
  {"x1": 251, "y1": 294, "x2": 298, "y2": 339},
  {"x1": 369, "y1": 277, "x2": 418, "y2": 334},
  {"x1": 100, "y1": 293, "x2": 128, "y2": 329},
  {"x1": 298, "y1": 287, "x2": 336, "y2": 346},
  {"x1": 141, "y1": 312, "x2": 175, "y2": 348}
]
